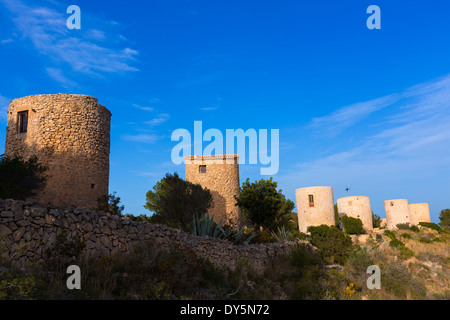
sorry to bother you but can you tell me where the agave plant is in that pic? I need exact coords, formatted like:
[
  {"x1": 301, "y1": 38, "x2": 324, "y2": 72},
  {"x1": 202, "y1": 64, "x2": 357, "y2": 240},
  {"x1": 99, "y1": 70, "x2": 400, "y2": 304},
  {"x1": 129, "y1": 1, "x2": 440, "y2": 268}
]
[
  {"x1": 191, "y1": 212, "x2": 256, "y2": 245},
  {"x1": 191, "y1": 212, "x2": 225, "y2": 238},
  {"x1": 271, "y1": 226, "x2": 294, "y2": 241}
]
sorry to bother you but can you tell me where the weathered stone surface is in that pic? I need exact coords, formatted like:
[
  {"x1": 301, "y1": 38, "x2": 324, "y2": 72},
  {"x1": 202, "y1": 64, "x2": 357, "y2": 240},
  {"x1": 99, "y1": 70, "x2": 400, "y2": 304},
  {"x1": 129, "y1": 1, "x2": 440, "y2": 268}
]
[
  {"x1": 1, "y1": 211, "x2": 14, "y2": 218},
  {"x1": 0, "y1": 199, "x2": 314, "y2": 273},
  {"x1": 4, "y1": 94, "x2": 111, "y2": 209},
  {"x1": 185, "y1": 154, "x2": 242, "y2": 226},
  {"x1": 0, "y1": 224, "x2": 12, "y2": 236}
]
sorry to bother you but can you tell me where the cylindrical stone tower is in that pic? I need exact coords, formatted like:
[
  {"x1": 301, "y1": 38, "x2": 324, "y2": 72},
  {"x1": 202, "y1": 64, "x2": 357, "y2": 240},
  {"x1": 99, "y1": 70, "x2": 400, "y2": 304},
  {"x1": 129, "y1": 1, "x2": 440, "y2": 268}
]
[
  {"x1": 408, "y1": 203, "x2": 431, "y2": 226},
  {"x1": 4, "y1": 94, "x2": 111, "y2": 209},
  {"x1": 384, "y1": 199, "x2": 410, "y2": 229},
  {"x1": 337, "y1": 196, "x2": 373, "y2": 231},
  {"x1": 185, "y1": 154, "x2": 241, "y2": 226},
  {"x1": 295, "y1": 186, "x2": 335, "y2": 233}
]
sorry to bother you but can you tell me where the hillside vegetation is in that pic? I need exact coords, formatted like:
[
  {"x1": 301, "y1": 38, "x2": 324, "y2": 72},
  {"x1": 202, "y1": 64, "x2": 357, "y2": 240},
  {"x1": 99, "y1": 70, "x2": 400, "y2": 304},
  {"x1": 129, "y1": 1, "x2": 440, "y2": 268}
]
[{"x1": 0, "y1": 223, "x2": 448, "y2": 300}]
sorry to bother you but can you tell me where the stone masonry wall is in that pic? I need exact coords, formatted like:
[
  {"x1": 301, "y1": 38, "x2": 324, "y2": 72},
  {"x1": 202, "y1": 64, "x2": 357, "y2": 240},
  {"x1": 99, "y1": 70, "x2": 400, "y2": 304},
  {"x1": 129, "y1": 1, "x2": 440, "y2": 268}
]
[
  {"x1": 408, "y1": 203, "x2": 431, "y2": 226},
  {"x1": 296, "y1": 186, "x2": 335, "y2": 233},
  {"x1": 336, "y1": 196, "x2": 373, "y2": 232},
  {"x1": 0, "y1": 199, "x2": 311, "y2": 274},
  {"x1": 384, "y1": 199, "x2": 411, "y2": 229},
  {"x1": 4, "y1": 94, "x2": 111, "y2": 209},
  {"x1": 185, "y1": 154, "x2": 242, "y2": 226}
]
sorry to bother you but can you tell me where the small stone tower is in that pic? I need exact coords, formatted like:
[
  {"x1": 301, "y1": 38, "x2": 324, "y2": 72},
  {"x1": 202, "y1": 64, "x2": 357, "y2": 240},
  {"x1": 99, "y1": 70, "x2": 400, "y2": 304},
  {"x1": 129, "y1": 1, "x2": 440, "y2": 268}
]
[
  {"x1": 4, "y1": 94, "x2": 111, "y2": 209},
  {"x1": 295, "y1": 186, "x2": 335, "y2": 233},
  {"x1": 384, "y1": 199, "x2": 410, "y2": 229},
  {"x1": 408, "y1": 203, "x2": 431, "y2": 226},
  {"x1": 185, "y1": 154, "x2": 241, "y2": 226},
  {"x1": 337, "y1": 196, "x2": 373, "y2": 232}
]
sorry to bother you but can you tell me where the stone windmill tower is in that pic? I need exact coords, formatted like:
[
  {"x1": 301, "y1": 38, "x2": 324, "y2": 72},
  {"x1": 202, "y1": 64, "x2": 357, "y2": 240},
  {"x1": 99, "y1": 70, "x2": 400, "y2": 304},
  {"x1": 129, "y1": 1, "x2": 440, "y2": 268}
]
[
  {"x1": 185, "y1": 154, "x2": 241, "y2": 226},
  {"x1": 4, "y1": 94, "x2": 111, "y2": 209}
]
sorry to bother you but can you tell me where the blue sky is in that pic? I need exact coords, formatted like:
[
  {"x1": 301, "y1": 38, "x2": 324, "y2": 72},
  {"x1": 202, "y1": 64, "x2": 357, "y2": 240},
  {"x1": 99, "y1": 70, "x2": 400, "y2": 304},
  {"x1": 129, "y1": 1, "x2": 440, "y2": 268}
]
[{"x1": 1, "y1": 0, "x2": 449, "y2": 222}]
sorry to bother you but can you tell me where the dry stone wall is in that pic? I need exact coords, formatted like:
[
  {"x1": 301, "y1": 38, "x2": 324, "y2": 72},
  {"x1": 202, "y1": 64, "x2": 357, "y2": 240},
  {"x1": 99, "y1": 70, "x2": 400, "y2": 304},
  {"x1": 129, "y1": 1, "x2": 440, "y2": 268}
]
[{"x1": 0, "y1": 199, "x2": 311, "y2": 274}]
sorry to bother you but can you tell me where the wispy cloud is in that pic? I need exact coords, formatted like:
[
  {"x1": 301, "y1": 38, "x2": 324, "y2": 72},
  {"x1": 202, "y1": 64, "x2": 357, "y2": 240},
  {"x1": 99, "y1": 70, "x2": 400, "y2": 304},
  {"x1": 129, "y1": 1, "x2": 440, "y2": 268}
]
[
  {"x1": 1, "y1": 0, "x2": 139, "y2": 78},
  {"x1": 1, "y1": 39, "x2": 14, "y2": 44},
  {"x1": 145, "y1": 114, "x2": 170, "y2": 126},
  {"x1": 200, "y1": 97, "x2": 221, "y2": 111},
  {"x1": 308, "y1": 94, "x2": 401, "y2": 136},
  {"x1": 279, "y1": 74, "x2": 450, "y2": 214},
  {"x1": 122, "y1": 133, "x2": 161, "y2": 144},
  {"x1": 132, "y1": 104, "x2": 154, "y2": 112},
  {"x1": 46, "y1": 67, "x2": 77, "y2": 88}
]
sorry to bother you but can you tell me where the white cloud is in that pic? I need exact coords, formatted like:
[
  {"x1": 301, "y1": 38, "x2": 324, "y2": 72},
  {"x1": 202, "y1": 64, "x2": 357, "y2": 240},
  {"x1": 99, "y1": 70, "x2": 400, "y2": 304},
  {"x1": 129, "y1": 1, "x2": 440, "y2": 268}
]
[
  {"x1": 200, "y1": 106, "x2": 220, "y2": 111},
  {"x1": 279, "y1": 74, "x2": 450, "y2": 217},
  {"x1": 1, "y1": 0, "x2": 139, "y2": 76},
  {"x1": 121, "y1": 134, "x2": 161, "y2": 144},
  {"x1": 308, "y1": 94, "x2": 400, "y2": 136},
  {"x1": 145, "y1": 114, "x2": 170, "y2": 126},
  {"x1": 46, "y1": 67, "x2": 77, "y2": 88},
  {"x1": 132, "y1": 104, "x2": 154, "y2": 112}
]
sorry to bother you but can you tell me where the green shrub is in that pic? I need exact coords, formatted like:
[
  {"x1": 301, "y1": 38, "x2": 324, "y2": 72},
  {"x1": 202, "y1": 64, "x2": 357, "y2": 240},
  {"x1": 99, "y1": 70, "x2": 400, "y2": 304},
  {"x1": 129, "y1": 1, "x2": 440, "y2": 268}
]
[
  {"x1": 400, "y1": 233, "x2": 412, "y2": 239},
  {"x1": 381, "y1": 262, "x2": 427, "y2": 299},
  {"x1": 438, "y1": 209, "x2": 450, "y2": 228},
  {"x1": 307, "y1": 225, "x2": 352, "y2": 265},
  {"x1": 290, "y1": 245, "x2": 323, "y2": 276},
  {"x1": 252, "y1": 228, "x2": 275, "y2": 244},
  {"x1": 419, "y1": 237, "x2": 432, "y2": 244},
  {"x1": 289, "y1": 245, "x2": 327, "y2": 300},
  {"x1": 389, "y1": 238, "x2": 405, "y2": 248},
  {"x1": 0, "y1": 267, "x2": 44, "y2": 300},
  {"x1": 398, "y1": 246, "x2": 414, "y2": 260},
  {"x1": 419, "y1": 222, "x2": 441, "y2": 232},
  {"x1": 432, "y1": 237, "x2": 445, "y2": 243},
  {"x1": 144, "y1": 173, "x2": 213, "y2": 230},
  {"x1": 372, "y1": 212, "x2": 381, "y2": 229},
  {"x1": 43, "y1": 230, "x2": 85, "y2": 272},
  {"x1": 234, "y1": 177, "x2": 295, "y2": 230},
  {"x1": 96, "y1": 192, "x2": 125, "y2": 216},
  {"x1": 0, "y1": 155, "x2": 48, "y2": 200},
  {"x1": 396, "y1": 223, "x2": 411, "y2": 230},
  {"x1": 376, "y1": 234, "x2": 383, "y2": 242},
  {"x1": 409, "y1": 225, "x2": 420, "y2": 233},
  {"x1": 341, "y1": 215, "x2": 365, "y2": 235},
  {"x1": 384, "y1": 230, "x2": 396, "y2": 240},
  {"x1": 347, "y1": 246, "x2": 374, "y2": 273}
]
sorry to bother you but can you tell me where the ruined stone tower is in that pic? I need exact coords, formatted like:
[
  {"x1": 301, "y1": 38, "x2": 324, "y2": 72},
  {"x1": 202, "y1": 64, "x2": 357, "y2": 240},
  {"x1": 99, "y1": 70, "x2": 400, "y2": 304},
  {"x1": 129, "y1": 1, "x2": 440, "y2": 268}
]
[
  {"x1": 384, "y1": 199, "x2": 410, "y2": 229},
  {"x1": 185, "y1": 154, "x2": 241, "y2": 226},
  {"x1": 4, "y1": 94, "x2": 111, "y2": 209},
  {"x1": 408, "y1": 203, "x2": 431, "y2": 226},
  {"x1": 295, "y1": 186, "x2": 335, "y2": 233},
  {"x1": 337, "y1": 196, "x2": 373, "y2": 232}
]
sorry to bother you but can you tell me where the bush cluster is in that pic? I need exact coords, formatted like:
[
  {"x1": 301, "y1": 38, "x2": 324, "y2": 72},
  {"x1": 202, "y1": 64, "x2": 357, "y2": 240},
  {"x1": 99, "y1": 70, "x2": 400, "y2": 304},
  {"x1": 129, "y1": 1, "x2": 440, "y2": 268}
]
[
  {"x1": 341, "y1": 216, "x2": 365, "y2": 235},
  {"x1": 307, "y1": 225, "x2": 352, "y2": 265}
]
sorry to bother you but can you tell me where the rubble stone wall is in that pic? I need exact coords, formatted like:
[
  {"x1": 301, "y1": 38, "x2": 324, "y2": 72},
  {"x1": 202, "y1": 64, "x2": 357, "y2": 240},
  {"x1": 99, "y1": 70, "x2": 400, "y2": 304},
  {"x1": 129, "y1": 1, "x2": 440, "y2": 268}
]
[{"x1": 0, "y1": 199, "x2": 310, "y2": 274}]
